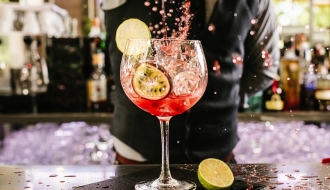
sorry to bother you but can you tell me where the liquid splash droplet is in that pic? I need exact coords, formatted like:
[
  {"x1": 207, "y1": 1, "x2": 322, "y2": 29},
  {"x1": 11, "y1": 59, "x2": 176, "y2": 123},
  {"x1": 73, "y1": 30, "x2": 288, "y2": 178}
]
[
  {"x1": 232, "y1": 53, "x2": 243, "y2": 65},
  {"x1": 251, "y1": 19, "x2": 258, "y2": 24},
  {"x1": 261, "y1": 49, "x2": 272, "y2": 67},
  {"x1": 208, "y1": 23, "x2": 216, "y2": 33},
  {"x1": 144, "y1": 1, "x2": 150, "y2": 6},
  {"x1": 213, "y1": 60, "x2": 221, "y2": 75}
]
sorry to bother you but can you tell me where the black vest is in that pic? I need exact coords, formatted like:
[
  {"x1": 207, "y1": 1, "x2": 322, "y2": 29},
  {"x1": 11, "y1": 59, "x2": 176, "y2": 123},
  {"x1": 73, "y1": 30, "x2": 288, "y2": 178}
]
[{"x1": 104, "y1": 0, "x2": 259, "y2": 164}]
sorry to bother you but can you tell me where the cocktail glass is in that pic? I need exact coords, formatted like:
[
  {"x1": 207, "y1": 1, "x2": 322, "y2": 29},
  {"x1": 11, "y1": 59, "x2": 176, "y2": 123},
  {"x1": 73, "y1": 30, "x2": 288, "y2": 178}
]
[{"x1": 120, "y1": 38, "x2": 208, "y2": 190}]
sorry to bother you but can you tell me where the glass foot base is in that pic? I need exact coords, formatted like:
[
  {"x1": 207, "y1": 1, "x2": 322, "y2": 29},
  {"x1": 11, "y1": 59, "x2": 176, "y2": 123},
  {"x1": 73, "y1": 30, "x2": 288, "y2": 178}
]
[{"x1": 135, "y1": 178, "x2": 196, "y2": 190}]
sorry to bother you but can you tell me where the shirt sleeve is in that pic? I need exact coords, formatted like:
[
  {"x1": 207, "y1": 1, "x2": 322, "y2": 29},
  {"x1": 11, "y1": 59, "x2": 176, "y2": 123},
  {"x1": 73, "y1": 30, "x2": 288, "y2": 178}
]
[
  {"x1": 102, "y1": 0, "x2": 127, "y2": 10},
  {"x1": 239, "y1": 0, "x2": 280, "y2": 104}
]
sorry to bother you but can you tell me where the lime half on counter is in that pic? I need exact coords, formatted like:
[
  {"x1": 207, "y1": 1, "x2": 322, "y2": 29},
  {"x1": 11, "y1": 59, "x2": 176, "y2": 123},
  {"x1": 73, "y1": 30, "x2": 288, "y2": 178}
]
[{"x1": 198, "y1": 158, "x2": 234, "y2": 190}]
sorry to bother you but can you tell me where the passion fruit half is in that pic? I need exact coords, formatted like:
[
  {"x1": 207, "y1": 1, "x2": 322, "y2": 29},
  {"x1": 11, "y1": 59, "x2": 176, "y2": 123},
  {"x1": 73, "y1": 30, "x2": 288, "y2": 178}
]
[{"x1": 132, "y1": 63, "x2": 171, "y2": 100}]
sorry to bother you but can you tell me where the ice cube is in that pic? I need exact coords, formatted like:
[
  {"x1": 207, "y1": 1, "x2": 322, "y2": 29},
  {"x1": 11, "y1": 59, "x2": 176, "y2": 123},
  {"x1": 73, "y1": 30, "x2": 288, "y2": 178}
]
[
  {"x1": 172, "y1": 70, "x2": 200, "y2": 96},
  {"x1": 164, "y1": 59, "x2": 187, "y2": 79}
]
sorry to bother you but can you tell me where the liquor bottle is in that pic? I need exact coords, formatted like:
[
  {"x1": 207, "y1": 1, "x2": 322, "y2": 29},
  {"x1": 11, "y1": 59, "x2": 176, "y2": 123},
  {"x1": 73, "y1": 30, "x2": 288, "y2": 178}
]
[
  {"x1": 29, "y1": 38, "x2": 49, "y2": 93},
  {"x1": 294, "y1": 33, "x2": 310, "y2": 86},
  {"x1": 315, "y1": 71, "x2": 330, "y2": 111},
  {"x1": 262, "y1": 74, "x2": 284, "y2": 112},
  {"x1": 299, "y1": 39, "x2": 317, "y2": 111},
  {"x1": 87, "y1": 52, "x2": 108, "y2": 112},
  {"x1": 314, "y1": 44, "x2": 330, "y2": 111},
  {"x1": 88, "y1": 17, "x2": 115, "y2": 112},
  {"x1": 280, "y1": 36, "x2": 301, "y2": 111},
  {"x1": 89, "y1": 17, "x2": 106, "y2": 54},
  {"x1": 22, "y1": 37, "x2": 38, "y2": 93}
]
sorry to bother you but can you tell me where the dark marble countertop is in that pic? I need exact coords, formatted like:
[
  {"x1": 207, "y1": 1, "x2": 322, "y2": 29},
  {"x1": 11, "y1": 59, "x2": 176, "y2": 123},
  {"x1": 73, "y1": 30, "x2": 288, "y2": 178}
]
[{"x1": 0, "y1": 163, "x2": 329, "y2": 190}]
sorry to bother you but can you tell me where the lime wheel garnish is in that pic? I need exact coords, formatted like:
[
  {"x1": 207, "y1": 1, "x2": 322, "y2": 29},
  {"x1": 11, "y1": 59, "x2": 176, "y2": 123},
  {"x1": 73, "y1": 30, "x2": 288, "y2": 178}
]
[{"x1": 115, "y1": 18, "x2": 151, "y2": 55}]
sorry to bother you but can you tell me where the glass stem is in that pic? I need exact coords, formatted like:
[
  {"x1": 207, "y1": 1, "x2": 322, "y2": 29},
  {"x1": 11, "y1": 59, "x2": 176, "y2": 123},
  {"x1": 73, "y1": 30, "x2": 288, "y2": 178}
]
[{"x1": 158, "y1": 116, "x2": 172, "y2": 185}]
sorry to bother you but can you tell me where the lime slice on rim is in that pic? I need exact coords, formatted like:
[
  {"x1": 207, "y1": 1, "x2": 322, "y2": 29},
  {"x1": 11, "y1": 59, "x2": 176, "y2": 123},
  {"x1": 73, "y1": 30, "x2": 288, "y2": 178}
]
[
  {"x1": 115, "y1": 18, "x2": 151, "y2": 55},
  {"x1": 198, "y1": 158, "x2": 234, "y2": 190}
]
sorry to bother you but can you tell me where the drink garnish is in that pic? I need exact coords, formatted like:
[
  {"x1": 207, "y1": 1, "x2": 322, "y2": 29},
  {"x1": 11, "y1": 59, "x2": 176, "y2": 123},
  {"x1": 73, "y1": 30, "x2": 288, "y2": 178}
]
[
  {"x1": 115, "y1": 18, "x2": 151, "y2": 54},
  {"x1": 132, "y1": 63, "x2": 171, "y2": 100},
  {"x1": 198, "y1": 158, "x2": 234, "y2": 190}
]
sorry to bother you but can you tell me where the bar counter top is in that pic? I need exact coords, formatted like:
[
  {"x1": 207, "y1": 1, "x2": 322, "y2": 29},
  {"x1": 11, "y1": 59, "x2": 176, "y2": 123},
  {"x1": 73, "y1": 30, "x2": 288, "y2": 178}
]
[
  {"x1": 0, "y1": 163, "x2": 329, "y2": 189},
  {"x1": 1, "y1": 111, "x2": 330, "y2": 123}
]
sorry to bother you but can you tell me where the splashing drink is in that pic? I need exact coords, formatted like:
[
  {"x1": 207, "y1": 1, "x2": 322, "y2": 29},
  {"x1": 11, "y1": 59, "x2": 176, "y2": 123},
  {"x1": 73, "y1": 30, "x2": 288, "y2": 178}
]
[
  {"x1": 120, "y1": 38, "x2": 207, "y2": 190},
  {"x1": 118, "y1": 1, "x2": 207, "y2": 189}
]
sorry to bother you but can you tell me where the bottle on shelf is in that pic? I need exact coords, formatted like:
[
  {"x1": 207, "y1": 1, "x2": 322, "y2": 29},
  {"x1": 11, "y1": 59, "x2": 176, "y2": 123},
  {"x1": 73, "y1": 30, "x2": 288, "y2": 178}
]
[
  {"x1": 86, "y1": 52, "x2": 108, "y2": 112},
  {"x1": 88, "y1": 17, "x2": 115, "y2": 113},
  {"x1": 315, "y1": 72, "x2": 330, "y2": 111},
  {"x1": 314, "y1": 44, "x2": 330, "y2": 111},
  {"x1": 280, "y1": 36, "x2": 301, "y2": 111},
  {"x1": 294, "y1": 33, "x2": 310, "y2": 86},
  {"x1": 312, "y1": 43, "x2": 328, "y2": 76},
  {"x1": 297, "y1": 35, "x2": 317, "y2": 111},
  {"x1": 262, "y1": 74, "x2": 284, "y2": 112},
  {"x1": 10, "y1": 37, "x2": 34, "y2": 95},
  {"x1": 300, "y1": 63, "x2": 317, "y2": 111},
  {"x1": 29, "y1": 38, "x2": 49, "y2": 93},
  {"x1": 89, "y1": 17, "x2": 106, "y2": 54}
]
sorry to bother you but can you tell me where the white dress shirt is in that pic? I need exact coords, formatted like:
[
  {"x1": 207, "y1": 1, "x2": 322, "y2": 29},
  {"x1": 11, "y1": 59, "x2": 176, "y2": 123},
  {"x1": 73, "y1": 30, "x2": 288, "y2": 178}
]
[{"x1": 102, "y1": 0, "x2": 126, "y2": 10}]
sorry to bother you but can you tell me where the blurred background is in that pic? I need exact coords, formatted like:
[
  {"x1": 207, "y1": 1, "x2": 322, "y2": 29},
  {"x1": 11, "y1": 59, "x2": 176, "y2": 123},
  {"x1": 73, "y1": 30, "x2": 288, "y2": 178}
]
[{"x1": 0, "y1": 0, "x2": 329, "y2": 165}]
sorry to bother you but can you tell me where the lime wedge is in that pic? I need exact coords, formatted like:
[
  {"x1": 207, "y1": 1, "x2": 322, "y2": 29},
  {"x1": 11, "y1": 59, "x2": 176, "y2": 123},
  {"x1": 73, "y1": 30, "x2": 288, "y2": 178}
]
[
  {"x1": 198, "y1": 158, "x2": 234, "y2": 190},
  {"x1": 115, "y1": 18, "x2": 151, "y2": 55}
]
